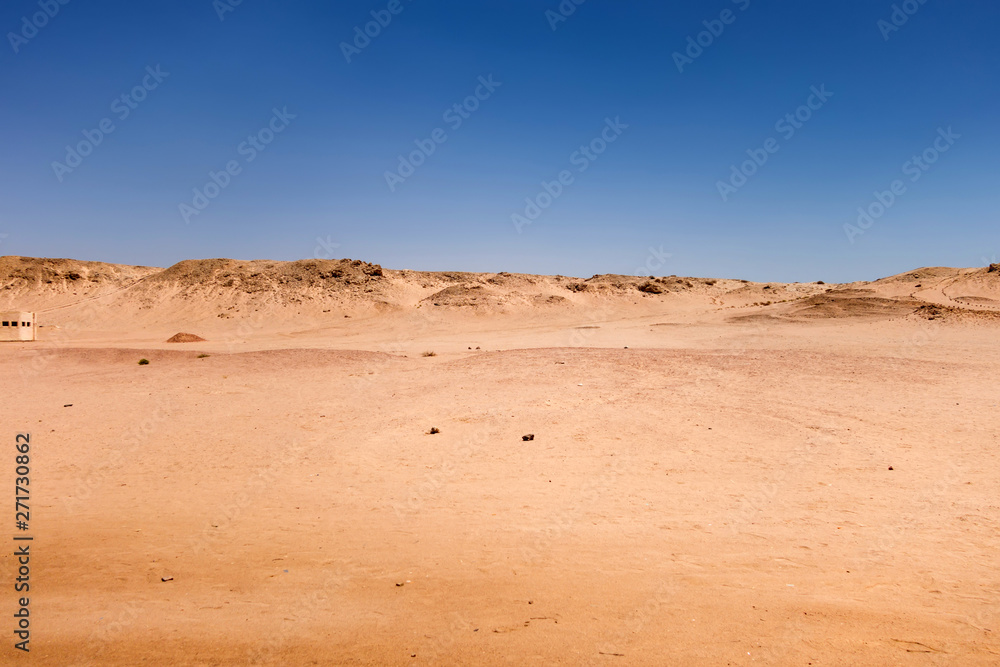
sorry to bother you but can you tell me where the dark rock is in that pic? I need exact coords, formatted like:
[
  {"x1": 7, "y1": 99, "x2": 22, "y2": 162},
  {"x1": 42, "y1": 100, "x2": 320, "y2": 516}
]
[{"x1": 637, "y1": 281, "x2": 665, "y2": 294}]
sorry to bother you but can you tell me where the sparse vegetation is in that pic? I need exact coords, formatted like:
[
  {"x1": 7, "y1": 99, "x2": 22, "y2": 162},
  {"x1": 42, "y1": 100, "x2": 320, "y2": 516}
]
[
  {"x1": 138, "y1": 358, "x2": 149, "y2": 365},
  {"x1": 422, "y1": 351, "x2": 437, "y2": 357},
  {"x1": 197, "y1": 354, "x2": 210, "y2": 358}
]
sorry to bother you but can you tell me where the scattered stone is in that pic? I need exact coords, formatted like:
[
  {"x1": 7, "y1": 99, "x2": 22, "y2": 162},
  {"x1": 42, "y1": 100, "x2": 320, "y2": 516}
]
[
  {"x1": 429, "y1": 427, "x2": 440, "y2": 435},
  {"x1": 396, "y1": 582, "x2": 405, "y2": 587},
  {"x1": 989, "y1": 263, "x2": 1000, "y2": 273},
  {"x1": 888, "y1": 466, "x2": 894, "y2": 471},
  {"x1": 63, "y1": 404, "x2": 72, "y2": 407},
  {"x1": 522, "y1": 434, "x2": 534, "y2": 441},
  {"x1": 161, "y1": 576, "x2": 173, "y2": 582}
]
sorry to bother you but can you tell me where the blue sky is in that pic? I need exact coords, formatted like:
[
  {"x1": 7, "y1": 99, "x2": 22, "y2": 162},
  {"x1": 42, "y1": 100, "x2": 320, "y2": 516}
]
[{"x1": 1, "y1": 0, "x2": 997, "y2": 282}]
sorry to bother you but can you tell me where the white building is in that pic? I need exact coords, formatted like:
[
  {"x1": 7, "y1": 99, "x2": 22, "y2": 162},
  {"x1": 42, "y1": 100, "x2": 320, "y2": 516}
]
[{"x1": 0, "y1": 312, "x2": 36, "y2": 342}]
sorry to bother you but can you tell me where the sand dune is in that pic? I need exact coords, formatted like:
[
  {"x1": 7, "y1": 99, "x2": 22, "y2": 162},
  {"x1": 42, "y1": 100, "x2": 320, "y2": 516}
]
[
  {"x1": 2, "y1": 256, "x2": 999, "y2": 665},
  {"x1": 3, "y1": 256, "x2": 999, "y2": 337}
]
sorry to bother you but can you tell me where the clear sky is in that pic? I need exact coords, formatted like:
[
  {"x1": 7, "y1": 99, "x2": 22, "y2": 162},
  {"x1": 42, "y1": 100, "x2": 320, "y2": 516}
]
[{"x1": 1, "y1": 0, "x2": 997, "y2": 282}]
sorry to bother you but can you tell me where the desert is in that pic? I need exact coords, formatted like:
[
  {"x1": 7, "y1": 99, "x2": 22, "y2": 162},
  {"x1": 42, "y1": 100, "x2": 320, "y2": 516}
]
[
  {"x1": 1, "y1": 255, "x2": 998, "y2": 665},
  {"x1": 5, "y1": 3, "x2": 998, "y2": 663}
]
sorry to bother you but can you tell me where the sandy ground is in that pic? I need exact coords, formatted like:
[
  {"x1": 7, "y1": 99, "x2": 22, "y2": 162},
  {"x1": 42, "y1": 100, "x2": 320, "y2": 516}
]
[{"x1": 1, "y1": 258, "x2": 999, "y2": 665}]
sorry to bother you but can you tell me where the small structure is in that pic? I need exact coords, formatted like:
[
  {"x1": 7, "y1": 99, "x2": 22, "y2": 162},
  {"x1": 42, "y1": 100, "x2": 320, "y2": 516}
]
[{"x1": 0, "y1": 312, "x2": 36, "y2": 342}]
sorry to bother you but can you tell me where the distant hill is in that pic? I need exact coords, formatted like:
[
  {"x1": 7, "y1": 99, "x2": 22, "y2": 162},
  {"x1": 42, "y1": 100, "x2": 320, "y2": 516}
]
[{"x1": 0, "y1": 256, "x2": 997, "y2": 331}]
